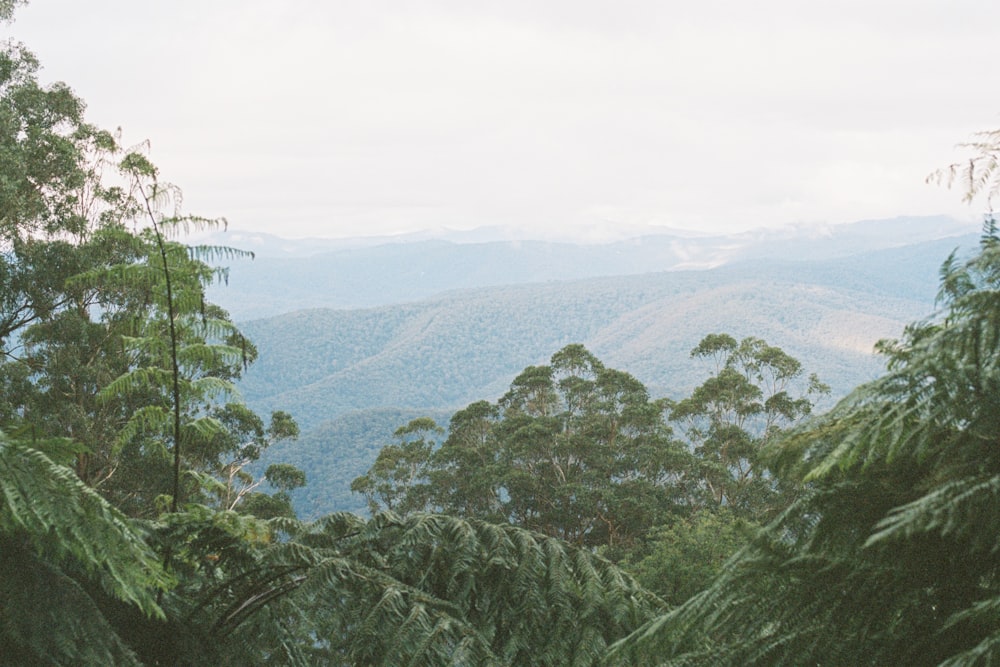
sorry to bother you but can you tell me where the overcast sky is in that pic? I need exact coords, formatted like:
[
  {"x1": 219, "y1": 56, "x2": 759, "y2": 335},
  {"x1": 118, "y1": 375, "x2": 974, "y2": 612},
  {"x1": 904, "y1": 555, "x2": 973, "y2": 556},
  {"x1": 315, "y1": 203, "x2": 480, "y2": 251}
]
[{"x1": 5, "y1": 1, "x2": 999, "y2": 240}]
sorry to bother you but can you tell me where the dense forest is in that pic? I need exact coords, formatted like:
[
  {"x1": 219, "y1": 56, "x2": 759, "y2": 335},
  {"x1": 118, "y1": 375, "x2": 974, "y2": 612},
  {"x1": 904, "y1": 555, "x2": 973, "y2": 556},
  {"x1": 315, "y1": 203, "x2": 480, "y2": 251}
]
[
  {"x1": 237, "y1": 252, "x2": 939, "y2": 429},
  {"x1": 239, "y1": 240, "x2": 968, "y2": 519},
  {"x1": 4, "y1": 1, "x2": 1000, "y2": 664}
]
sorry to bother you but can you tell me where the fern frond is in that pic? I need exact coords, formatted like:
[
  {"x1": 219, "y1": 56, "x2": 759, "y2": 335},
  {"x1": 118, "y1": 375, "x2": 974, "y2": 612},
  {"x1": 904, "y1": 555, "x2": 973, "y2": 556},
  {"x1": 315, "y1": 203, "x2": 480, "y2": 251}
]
[
  {"x1": 98, "y1": 366, "x2": 174, "y2": 400},
  {"x1": 0, "y1": 544, "x2": 144, "y2": 666},
  {"x1": 938, "y1": 631, "x2": 1000, "y2": 667},
  {"x1": 187, "y1": 243, "x2": 254, "y2": 263},
  {"x1": 0, "y1": 438, "x2": 168, "y2": 615},
  {"x1": 868, "y1": 474, "x2": 1000, "y2": 551},
  {"x1": 178, "y1": 509, "x2": 655, "y2": 665}
]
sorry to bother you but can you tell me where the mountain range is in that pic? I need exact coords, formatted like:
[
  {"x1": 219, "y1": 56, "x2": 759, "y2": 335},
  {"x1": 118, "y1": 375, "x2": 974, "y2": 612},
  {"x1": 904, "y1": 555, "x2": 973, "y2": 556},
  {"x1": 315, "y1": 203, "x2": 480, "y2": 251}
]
[
  {"x1": 201, "y1": 216, "x2": 982, "y2": 517},
  {"x1": 206, "y1": 215, "x2": 974, "y2": 319}
]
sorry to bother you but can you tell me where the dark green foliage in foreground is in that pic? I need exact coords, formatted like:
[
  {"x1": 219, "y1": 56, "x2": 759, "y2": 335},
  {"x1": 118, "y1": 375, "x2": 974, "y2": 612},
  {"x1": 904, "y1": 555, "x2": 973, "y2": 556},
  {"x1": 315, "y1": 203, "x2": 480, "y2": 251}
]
[
  {"x1": 608, "y1": 224, "x2": 1000, "y2": 666},
  {"x1": 0, "y1": 435, "x2": 168, "y2": 666},
  {"x1": 1, "y1": 453, "x2": 659, "y2": 665}
]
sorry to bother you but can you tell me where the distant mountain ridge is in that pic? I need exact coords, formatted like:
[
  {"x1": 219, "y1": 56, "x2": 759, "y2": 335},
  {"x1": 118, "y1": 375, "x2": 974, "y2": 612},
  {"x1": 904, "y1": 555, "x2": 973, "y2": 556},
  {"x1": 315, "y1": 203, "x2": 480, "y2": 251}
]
[
  {"x1": 206, "y1": 216, "x2": 976, "y2": 320},
  {"x1": 239, "y1": 235, "x2": 973, "y2": 431},
  {"x1": 216, "y1": 219, "x2": 981, "y2": 518}
]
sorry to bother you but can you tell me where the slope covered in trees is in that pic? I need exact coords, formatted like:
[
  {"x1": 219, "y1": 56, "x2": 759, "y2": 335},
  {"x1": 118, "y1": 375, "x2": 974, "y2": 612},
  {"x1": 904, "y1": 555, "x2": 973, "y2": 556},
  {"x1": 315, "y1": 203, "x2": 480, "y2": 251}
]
[
  {"x1": 0, "y1": 6, "x2": 657, "y2": 663},
  {"x1": 6, "y1": 0, "x2": 1000, "y2": 663},
  {"x1": 240, "y1": 241, "x2": 959, "y2": 432}
]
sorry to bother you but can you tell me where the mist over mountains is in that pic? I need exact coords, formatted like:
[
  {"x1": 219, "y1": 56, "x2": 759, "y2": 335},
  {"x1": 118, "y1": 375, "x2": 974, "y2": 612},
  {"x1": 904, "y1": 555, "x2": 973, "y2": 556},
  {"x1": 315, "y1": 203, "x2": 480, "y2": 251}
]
[
  {"x1": 204, "y1": 216, "x2": 981, "y2": 516},
  {"x1": 207, "y1": 215, "x2": 974, "y2": 319}
]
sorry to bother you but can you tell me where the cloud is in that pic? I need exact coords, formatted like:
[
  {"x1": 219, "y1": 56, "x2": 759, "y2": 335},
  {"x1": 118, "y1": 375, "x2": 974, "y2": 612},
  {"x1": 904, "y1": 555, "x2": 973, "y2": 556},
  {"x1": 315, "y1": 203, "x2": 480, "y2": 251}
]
[{"x1": 7, "y1": 1, "x2": 998, "y2": 239}]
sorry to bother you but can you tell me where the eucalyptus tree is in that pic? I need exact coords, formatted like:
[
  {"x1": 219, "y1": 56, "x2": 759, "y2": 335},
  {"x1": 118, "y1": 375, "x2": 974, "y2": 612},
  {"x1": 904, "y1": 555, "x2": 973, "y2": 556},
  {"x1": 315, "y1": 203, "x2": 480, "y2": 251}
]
[
  {"x1": 208, "y1": 405, "x2": 302, "y2": 516},
  {"x1": 350, "y1": 416, "x2": 444, "y2": 515},
  {"x1": 668, "y1": 334, "x2": 827, "y2": 523},
  {"x1": 354, "y1": 344, "x2": 690, "y2": 551},
  {"x1": 0, "y1": 37, "x2": 136, "y2": 348},
  {"x1": 0, "y1": 25, "x2": 184, "y2": 497}
]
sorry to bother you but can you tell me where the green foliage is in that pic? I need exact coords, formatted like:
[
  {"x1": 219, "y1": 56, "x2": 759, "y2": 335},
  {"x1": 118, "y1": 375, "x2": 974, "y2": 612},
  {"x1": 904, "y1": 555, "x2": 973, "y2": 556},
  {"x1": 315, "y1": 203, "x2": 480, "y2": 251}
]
[
  {"x1": 0, "y1": 35, "x2": 293, "y2": 521},
  {"x1": 0, "y1": 434, "x2": 168, "y2": 665},
  {"x1": 0, "y1": 39, "x2": 128, "y2": 348},
  {"x1": 669, "y1": 334, "x2": 827, "y2": 523},
  {"x1": 353, "y1": 345, "x2": 690, "y2": 550},
  {"x1": 128, "y1": 509, "x2": 660, "y2": 665},
  {"x1": 0, "y1": 1, "x2": 25, "y2": 21},
  {"x1": 350, "y1": 417, "x2": 443, "y2": 514},
  {"x1": 608, "y1": 224, "x2": 1000, "y2": 666},
  {"x1": 204, "y1": 405, "x2": 302, "y2": 515},
  {"x1": 260, "y1": 407, "x2": 455, "y2": 518},
  {"x1": 627, "y1": 508, "x2": 757, "y2": 607},
  {"x1": 928, "y1": 129, "x2": 1000, "y2": 206}
]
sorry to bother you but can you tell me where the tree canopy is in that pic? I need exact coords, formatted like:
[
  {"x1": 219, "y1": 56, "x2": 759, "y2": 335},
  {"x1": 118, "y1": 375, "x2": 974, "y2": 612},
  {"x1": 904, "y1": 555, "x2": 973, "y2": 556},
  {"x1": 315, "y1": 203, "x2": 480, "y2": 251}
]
[
  {"x1": 608, "y1": 232, "x2": 1000, "y2": 662},
  {"x1": 353, "y1": 344, "x2": 693, "y2": 551},
  {"x1": 6, "y1": 2, "x2": 1000, "y2": 664},
  {"x1": 0, "y1": 9, "x2": 658, "y2": 663},
  {"x1": 354, "y1": 336, "x2": 824, "y2": 596}
]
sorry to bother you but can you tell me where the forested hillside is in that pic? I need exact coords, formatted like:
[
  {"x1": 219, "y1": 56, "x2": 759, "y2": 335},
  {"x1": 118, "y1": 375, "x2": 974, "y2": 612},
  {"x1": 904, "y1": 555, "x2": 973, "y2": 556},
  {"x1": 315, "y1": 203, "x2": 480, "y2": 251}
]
[
  {"x1": 240, "y1": 238, "x2": 963, "y2": 428},
  {"x1": 238, "y1": 234, "x2": 977, "y2": 518},
  {"x1": 9, "y1": 0, "x2": 1000, "y2": 663},
  {"x1": 0, "y1": 11, "x2": 657, "y2": 661}
]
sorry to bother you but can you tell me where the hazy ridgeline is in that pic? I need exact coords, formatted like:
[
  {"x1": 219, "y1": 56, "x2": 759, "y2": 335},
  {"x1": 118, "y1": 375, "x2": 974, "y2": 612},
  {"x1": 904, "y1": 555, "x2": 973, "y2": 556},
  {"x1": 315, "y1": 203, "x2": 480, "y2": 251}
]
[{"x1": 222, "y1": 228, "x2": 979, "y2": 517}]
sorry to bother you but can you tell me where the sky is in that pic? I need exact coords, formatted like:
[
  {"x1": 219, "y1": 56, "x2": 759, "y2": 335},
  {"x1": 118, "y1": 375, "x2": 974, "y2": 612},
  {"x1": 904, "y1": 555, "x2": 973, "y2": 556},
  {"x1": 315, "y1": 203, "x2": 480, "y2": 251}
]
[{"x1": 5, "y1": 1, "x2": 999, "y2": 241}]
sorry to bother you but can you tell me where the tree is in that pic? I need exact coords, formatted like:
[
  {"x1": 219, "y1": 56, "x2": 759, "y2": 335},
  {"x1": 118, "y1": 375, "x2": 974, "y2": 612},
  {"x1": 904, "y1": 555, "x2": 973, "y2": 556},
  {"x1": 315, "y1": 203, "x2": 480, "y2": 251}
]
[
  {"x1": 0, "y1": 29, "x2": 281, "y2": 516},
  {"x1": 669, "y1": 334, "x2": 827, "y2": 523},
  {"x1": 428, "y1": 400, "x2": 506, "y2": 521},
  {"x1": 0, "y1": 432, "x2": 168, "y2": 665},
  {"x1": 0, "y1": 1, "x2": 307, "y2": 523},
  {"x1": 354, "y1": 344, "x2": 689, "y2": 551},
  {"x1": 627, "y1": 507, "x2": 754, "y2": 607},
  {"x1": 206, "y1": 405, "x2": 302, "y2": 515},
  {"x1": 350, "y1": 417, "x2": 443, "y2": 515},
  {"x1": 609, "y1": 193, "x2": 1000, "y2": 664},
  {"x1": 0, "y1": 41, "x2": 131, "y2": 347}
]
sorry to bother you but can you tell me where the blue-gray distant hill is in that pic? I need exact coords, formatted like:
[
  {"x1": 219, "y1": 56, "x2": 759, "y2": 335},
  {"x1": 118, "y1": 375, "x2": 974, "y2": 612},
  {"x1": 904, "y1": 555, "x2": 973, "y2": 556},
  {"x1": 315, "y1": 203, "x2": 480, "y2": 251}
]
[
  {"x1": 226, "y1": 226, "x2": 981, "y2": 517},
  {"x1": 207, "y1": 216, "x2": 972, "y2": 319}
]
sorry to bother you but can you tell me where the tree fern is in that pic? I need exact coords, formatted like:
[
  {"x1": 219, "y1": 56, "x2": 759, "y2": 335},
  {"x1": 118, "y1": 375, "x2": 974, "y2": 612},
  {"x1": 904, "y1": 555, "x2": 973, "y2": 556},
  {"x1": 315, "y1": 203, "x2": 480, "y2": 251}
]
[
  {"x1": 0, "y1": 434, "x2": 168, "y2": 665},
  {"x1": 120, "y1": 507, "x2": 659, "y2": 665},
  {"x1": 608, "y1": 223, "x2": 1000, "y2": 666}
]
